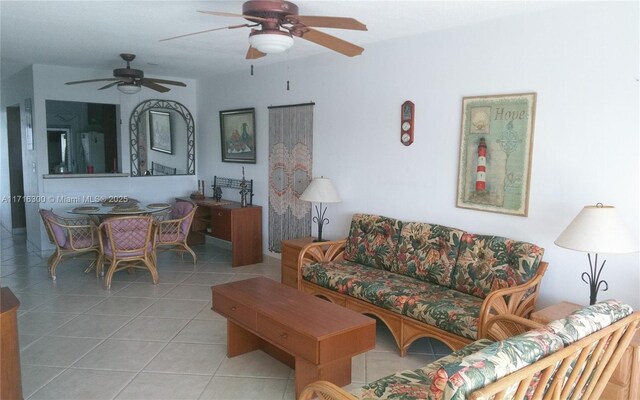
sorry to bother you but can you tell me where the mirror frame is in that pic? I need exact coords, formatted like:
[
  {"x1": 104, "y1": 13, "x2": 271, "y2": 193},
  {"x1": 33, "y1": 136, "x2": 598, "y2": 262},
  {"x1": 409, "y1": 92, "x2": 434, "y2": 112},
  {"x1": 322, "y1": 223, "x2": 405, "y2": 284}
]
[{"x1": 129, "y1": 99, "x2": 195, "y2": 176}]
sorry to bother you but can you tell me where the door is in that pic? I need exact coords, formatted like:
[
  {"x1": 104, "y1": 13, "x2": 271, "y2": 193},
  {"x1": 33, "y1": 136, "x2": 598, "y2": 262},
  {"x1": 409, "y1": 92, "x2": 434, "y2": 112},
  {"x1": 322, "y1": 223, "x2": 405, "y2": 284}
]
[{"x1": 7, "y1": 105, "x2": 26, "y2": 231}]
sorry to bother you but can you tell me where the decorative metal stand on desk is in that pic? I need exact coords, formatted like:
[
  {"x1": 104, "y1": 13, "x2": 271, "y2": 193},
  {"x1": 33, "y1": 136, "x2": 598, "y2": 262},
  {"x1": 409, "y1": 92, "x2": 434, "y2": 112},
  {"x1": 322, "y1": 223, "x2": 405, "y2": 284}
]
[{"x1": 212, "y1": 175, "x2": 254, "y2": 206}]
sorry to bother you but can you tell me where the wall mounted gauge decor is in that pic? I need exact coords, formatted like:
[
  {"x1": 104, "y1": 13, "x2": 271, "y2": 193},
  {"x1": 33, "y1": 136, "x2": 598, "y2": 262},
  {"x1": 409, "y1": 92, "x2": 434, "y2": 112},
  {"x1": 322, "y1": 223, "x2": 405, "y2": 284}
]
[{"x1": 400, "y1": 101, "x2": 414, "y2": 146}]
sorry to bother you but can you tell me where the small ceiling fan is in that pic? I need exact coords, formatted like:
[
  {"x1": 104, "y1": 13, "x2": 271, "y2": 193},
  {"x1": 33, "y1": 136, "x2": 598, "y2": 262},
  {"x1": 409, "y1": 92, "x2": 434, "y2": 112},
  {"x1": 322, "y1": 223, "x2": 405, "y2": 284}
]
[
  {"x1": 161, "y1": 0, "x2": 367, "y2": 59},
  {"x1": 65, "y1": 54, "x2": 187, "y2": 94}
]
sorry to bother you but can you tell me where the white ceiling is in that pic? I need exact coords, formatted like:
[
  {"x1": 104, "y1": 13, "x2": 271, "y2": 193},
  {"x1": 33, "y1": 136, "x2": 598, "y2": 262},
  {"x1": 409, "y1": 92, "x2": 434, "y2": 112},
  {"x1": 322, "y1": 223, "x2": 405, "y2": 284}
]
[{"x1": 1, "y1": 1, "x2": 564, "y2": 81}]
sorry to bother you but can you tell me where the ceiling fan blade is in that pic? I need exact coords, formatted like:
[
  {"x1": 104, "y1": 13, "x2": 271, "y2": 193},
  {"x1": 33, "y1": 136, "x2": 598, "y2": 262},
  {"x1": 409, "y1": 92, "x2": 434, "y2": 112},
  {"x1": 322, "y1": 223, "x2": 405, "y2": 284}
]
[
  {"x1": 299, "y1": 28, "x2": 364, "y2": 57},
  {"x1": 289, "y1": 15, "x2": 367, "y2": 31},
  {"x1": 141, "y1": 80, "x2": 170, "y2": 93},
  {"x1": 65, "y1": 78, "x2": 117, "y2": 85},
  {"x1": 144, "y1": 78, "x2": 187, "y2": 87},
  {"x1": 246, "y1": 46, "x2": 266, "y2": 60},
  {"x1": 160, "y1": 23, "x2": 252, "y2": 42},
  {"x1": 198, "y1": 10, "x2": 266, "y2": 23},
  {"x1": 98, "y1": 81, "x2": 121, "y2": 90}
]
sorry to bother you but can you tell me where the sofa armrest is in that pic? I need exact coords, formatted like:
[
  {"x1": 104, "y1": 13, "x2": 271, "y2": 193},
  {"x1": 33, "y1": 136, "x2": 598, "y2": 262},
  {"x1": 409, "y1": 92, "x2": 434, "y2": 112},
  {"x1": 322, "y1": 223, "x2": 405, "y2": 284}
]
[
  {"x1": 477, "y1": 261, "x2": 549, "y2": 339},
  {"x1": 483, "y1": 314, "x2": 544, "y2": 341},
  {"x1": 299, "y1": 381, "x2": 357, "y2": 400},
  {"x1": 297, "y1": 239, "x2": 347, "y2": 290}
]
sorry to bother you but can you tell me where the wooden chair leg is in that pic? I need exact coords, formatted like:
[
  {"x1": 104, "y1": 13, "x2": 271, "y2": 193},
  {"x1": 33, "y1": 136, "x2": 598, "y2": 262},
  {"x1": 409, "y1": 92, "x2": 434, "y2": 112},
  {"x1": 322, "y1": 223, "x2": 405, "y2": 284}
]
[
  {"x1": 47, "y1": 253, "x2": 56, "y2": 268},
  {"x1": 183, "y1": 244, "x2": 197, "y2": 264},
  {"x1": 146, "y1": 257, "x2": 159, "y2": 285},
  {"x1": 104, "y1": 260, "x2": 118, "y2": 290},
  {"x1": 94, "y1": 254, "x2": 103, "y2": 278},
  {"x1": 49, "y1": 252, "x2": 63, "y2": 281},
  {"x1": 84, "y1": 252, "x2": 100, "y2": 275}
]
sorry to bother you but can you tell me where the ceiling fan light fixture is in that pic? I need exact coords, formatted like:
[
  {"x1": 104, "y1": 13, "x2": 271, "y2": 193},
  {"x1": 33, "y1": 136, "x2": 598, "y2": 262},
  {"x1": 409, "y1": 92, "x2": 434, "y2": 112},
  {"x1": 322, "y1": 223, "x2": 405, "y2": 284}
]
[
  {"x1": 249, "y1": 30, "x2": 294, "y2": 54},
  {"x1": 117, "y1": 82, "x2": 142, "y2": 95}
]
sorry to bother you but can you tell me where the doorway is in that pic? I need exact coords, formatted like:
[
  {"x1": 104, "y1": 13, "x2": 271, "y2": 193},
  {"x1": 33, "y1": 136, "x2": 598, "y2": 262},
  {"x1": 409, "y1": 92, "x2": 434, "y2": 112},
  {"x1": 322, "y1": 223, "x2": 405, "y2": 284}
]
[{"x1": 7, "y1": 105, "x2": 26, "y2": 232}]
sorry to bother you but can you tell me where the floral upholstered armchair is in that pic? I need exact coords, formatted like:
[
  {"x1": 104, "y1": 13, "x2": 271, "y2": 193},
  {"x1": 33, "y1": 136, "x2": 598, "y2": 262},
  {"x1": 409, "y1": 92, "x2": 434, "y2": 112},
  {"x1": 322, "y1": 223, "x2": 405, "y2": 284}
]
[{"x1": 300, "y1": 300, "x2": 639, "y2": 400}]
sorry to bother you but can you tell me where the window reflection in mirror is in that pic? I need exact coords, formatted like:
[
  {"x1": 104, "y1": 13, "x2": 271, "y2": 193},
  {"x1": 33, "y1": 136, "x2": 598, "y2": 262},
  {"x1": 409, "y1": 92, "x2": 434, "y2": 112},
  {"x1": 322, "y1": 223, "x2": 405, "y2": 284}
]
[{"x1": 45, "y1": 100, "x2": 119, "y2": 174}]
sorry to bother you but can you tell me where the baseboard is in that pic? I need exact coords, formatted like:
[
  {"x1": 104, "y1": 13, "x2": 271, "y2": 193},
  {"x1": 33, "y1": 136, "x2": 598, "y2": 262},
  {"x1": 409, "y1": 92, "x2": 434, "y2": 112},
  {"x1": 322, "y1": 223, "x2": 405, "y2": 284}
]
[{"x1": 11, "y1": 227, "x2": 26, "y2": 235}]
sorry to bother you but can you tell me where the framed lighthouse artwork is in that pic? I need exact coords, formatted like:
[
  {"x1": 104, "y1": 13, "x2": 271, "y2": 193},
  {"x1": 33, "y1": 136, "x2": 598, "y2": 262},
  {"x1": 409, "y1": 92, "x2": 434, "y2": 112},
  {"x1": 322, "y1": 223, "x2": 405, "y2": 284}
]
[{"x1": 456, "y1": 93, "x2": 537, "y2": 216}]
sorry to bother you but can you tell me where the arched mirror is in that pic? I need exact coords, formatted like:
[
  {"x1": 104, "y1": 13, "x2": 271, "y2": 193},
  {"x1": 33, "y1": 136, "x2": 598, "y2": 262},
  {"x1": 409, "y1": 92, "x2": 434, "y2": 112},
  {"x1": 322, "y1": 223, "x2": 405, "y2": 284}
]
[{"x1": 130, "y1": 99, "x2": 195, "y2": 176}]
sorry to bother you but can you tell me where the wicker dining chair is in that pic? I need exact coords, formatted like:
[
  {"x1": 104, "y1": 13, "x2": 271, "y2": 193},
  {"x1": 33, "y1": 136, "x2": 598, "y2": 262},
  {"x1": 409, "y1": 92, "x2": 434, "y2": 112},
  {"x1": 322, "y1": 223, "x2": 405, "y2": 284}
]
[
  {"x1": 98, "y1": 215, "x2": 158, "y2": 289},
  {"x1": 39, "y1": 209, "x2": 100, "y2": 280},
  {"x1": 154, "y1": 201, "x2": 198, "y2": 263}
]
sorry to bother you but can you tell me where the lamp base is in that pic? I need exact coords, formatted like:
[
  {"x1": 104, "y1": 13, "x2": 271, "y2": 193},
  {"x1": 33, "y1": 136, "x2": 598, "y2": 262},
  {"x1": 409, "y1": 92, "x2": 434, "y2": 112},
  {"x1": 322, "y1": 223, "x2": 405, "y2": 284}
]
[
  {"x1": 583, "y1": 253, "x2": 609, "y2": 305},
  {"x1": 312, "y1": 238, "x2": 327, "y2": 243}
]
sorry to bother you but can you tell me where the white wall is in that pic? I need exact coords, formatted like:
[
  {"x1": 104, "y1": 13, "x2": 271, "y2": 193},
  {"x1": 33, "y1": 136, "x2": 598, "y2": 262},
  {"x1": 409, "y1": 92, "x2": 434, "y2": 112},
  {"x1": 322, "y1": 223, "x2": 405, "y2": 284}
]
[
  {"x1": 1, "y1": 64, "x2": 198, "y2": 250},
  {"x1": 197, "y1": 3, "x2": 639, "y2": 308},
  {"x1": 0, "y1": 66, "x2": 35, "y2": 231}
]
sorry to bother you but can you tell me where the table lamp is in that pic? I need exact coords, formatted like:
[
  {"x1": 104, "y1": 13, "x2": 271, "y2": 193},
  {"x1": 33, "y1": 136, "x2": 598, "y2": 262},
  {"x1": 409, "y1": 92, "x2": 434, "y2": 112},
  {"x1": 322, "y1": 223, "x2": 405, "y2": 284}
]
[
  {"x1": 555, "y1": 203, "x2": 637, "y2": 305},
  {"x1": 300, "y1": 177, "x2": 342, "y2": 242}
]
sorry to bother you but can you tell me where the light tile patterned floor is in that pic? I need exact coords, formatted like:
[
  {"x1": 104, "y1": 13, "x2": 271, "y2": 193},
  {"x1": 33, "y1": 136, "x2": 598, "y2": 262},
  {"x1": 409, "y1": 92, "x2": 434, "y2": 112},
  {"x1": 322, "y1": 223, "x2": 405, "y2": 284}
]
[{"x1": 0, "y1": 228, "x2": 451, "y2": 400}]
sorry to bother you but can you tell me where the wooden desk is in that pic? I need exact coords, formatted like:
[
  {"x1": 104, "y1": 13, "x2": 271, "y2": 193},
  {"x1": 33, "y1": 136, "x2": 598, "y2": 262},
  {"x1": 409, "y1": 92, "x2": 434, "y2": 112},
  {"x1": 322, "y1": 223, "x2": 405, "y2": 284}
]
[
  {"x1": 178, "y1": 198, "x2": 262, "y2": 267},
  {"x1": 532, "y1": 301, "x2": 640, "y2": 400},
  {"x1": 212, "y1": 277, "x2": 375, "y2": 398},
  {"x1": 1, "y1": 287, "x2": 22, "y2": 400}
]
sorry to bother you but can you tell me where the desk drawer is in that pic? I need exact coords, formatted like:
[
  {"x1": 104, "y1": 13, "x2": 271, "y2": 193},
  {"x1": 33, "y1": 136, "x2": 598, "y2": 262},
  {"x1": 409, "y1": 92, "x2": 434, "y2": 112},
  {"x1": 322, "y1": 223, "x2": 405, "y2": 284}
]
[
  {"x1": 257, "y1": 315, "x2": 316, "y2": 362},
  {"x1": 211, "y1": 208, "x2": 231, "y2": 241},
  {"x1": 212, "y1": 292, "x2": 256, "y2": 329}
]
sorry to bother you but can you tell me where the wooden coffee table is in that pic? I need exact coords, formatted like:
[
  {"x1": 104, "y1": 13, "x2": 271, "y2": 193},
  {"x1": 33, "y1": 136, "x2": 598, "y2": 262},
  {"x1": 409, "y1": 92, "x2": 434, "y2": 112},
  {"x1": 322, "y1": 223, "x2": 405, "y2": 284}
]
[{"x1": 211, "y1": 277, "x2": 376, "y2": 397}]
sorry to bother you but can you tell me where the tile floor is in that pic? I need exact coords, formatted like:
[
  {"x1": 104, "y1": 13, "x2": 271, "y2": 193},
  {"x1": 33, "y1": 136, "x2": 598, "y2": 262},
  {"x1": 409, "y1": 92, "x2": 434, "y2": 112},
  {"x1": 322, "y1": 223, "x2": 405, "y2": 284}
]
[{"x1": 1, "y1": 228, "x2": 452, "y2": 400}]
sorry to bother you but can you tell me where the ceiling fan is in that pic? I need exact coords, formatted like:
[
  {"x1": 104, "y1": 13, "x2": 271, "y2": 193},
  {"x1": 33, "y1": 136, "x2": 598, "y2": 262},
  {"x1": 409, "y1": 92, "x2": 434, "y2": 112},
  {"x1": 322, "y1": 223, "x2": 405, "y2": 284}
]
[
  {"x1": 161, "y1": 0, "x2": 367, "y2": 59},
  {"x1": 65, "y1": 54, "x2": 187, "y2": 94}
]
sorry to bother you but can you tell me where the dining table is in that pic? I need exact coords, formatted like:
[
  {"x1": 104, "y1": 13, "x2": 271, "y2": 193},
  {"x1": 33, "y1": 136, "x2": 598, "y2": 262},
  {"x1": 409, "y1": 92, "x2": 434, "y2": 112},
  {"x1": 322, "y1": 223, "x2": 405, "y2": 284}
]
[
  {"x1": 62, "y1": 201, "x2": 171, "y2": 277},
  {"x1": 67, "y1": 201, "x2": 172, "y2": 220}
]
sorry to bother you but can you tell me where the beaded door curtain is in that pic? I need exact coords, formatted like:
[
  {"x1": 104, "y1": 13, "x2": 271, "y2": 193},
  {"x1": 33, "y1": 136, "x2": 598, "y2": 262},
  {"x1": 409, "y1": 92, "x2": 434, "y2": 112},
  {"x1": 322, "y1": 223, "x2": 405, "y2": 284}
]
[{"x1": 268, "y1": 103, "x2": 314, "y2": 252}]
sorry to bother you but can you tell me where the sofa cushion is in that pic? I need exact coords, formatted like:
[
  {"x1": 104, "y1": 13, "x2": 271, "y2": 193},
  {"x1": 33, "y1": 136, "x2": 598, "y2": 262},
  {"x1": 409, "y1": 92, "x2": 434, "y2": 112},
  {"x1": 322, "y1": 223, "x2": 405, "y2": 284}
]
[
  {"x1": 343, "y1": 214, "x2": 402, "y2": 271},
  {"x1": 303, "y1": 260, "x2": 483, "y2": 339},
  {"x1": 302, "y1": 260, "x2": 414, "y2": 315},
  {"x1": 545, "y1": 299, "x2": 633, "y2": 345},
  {"x1": 402, "y1": 282, "x2": 484, "y2": 340},
  {"x1": 429, "y1": 328, "x2": 564, "y2": 400},
  {"x1": 393, "y1": 222, "x2": 465, "y2": 287},
  {"x1": 351, "y1": 338, "x2": 493, "y2": 399},
  {"x1": 450, "y1": 233, "x2": 544, "y2": 298}
]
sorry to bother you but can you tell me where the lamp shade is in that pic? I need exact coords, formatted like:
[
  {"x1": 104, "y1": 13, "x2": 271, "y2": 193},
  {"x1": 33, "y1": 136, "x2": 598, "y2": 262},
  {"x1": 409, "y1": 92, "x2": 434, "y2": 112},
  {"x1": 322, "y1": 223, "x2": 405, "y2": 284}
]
[
  {"x1": 300, "y1": 177, "x2": 342, "y2": 203},
  {"x1": 555, "y1": 205, "x2": 638, "y2": 254},
  {"x1": 117, "y1": 82, "x2": 141, "y2": 95},
  {"x1": 248, "y1": 31, "x2": 294, "y2": 54}
]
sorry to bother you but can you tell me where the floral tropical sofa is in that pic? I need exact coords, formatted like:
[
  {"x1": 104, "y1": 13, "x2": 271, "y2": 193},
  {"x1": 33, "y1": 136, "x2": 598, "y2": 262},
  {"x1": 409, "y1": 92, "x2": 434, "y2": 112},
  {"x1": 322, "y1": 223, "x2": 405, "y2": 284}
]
[
  {"x1": 300, "y1": 300, "x2": 640, "y2": 400},
  {"x1": 298, "y1": 214, "x2": 548, "y2": 354}
]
